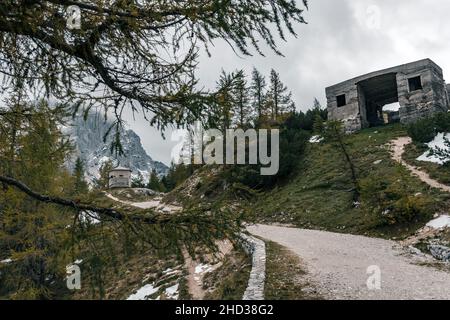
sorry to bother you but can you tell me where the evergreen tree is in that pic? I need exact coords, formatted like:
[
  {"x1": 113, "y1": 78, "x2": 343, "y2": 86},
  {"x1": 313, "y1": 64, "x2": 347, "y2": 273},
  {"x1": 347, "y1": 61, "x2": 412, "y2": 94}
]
[
  {"x1": 215, "y1": 71, "x2": 237, "y2": 132},
  {"x1": 320, "y1": 120, "x2": 360, "y2": 203},
  {"x1": 0, "y1": 0, "x2": 308, "y2": 134},
  {"x1": 94, "y1": 160, "x2": 114, "y2": 190},
  {"x1": 131, "y1": 171, "x2": 146, "y2": 188},
  {"x1": 73, "y1": 157, "x2": 89, "y2": 195},
  {"x1": 250, "y1": 68, "x2": 268, "y2": 123},
  {"x1": 232, "y1": 71, "x2": 251, "y2": 127},
  {"x1": 313, "y1": 97, "x2": 322, "y2": 111},
  {"x1": 268, "y1": 69, "x2": 294, "y2": 120},
  {"x1": 0, "y1": 99, "x2": 74, "y2": 299},
  {"x1": 148, "y1": 170, "x2": 165, "y2": 192}
]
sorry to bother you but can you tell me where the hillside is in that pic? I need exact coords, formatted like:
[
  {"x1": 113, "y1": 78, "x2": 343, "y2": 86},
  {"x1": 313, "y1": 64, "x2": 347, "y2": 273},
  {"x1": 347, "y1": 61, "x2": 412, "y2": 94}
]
[
  {"x1": 168, "y1": 124, "x2": 450, "y2": 239},
  {"x1": 254, "y1": 124, "x2": 450, "y2": 239}
]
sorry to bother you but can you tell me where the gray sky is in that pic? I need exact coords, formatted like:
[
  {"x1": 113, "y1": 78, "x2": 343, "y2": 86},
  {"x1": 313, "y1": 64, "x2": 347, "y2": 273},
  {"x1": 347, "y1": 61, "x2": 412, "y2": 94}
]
[{"x1": 126, "y1": 0, "x2": 450, "y2": 166}]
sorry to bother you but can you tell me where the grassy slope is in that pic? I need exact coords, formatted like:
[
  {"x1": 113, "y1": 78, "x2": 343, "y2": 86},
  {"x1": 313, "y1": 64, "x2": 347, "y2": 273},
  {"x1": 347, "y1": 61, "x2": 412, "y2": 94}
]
[
  {"x1": 254, "y1": 124, "x2": 450, "y2": 239},
  {"x1": 403, "y1": 143, "x2": 450, "y2": 185}
]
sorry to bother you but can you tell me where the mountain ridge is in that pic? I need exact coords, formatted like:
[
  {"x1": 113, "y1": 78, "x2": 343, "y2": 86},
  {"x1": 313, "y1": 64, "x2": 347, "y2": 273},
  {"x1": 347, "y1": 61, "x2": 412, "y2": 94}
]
[{"x1": 64, "y1": 114, "x2": 168, "y2": 184}]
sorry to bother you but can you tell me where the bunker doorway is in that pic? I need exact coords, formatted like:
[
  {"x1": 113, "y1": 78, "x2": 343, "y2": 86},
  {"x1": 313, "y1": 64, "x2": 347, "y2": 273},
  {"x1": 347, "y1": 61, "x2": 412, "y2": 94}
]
[{"x1": 357, "y1": 73, "x2": 399, "y2": 127}]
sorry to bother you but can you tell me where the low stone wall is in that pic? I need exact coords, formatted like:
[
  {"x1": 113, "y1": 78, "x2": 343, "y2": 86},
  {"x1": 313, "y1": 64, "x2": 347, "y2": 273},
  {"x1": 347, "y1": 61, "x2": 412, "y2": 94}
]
[
  {"x1": 429, "y1": 244, "x2": 450, "y2": 262},
  {"x1": 240, "y1": 234, "x2": 266, "y2": 300}
]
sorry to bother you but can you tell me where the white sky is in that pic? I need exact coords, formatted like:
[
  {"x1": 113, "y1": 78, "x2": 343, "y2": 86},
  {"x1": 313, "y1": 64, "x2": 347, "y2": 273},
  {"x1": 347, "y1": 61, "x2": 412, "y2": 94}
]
[{"x1": 125, "y1": 0, "x2": 450, "y2": 165}]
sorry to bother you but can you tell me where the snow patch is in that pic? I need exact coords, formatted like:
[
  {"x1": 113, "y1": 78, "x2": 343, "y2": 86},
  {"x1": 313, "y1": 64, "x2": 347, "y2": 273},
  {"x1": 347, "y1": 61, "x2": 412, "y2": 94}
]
[
  {"x1": 164, "y1": 283, "x2": 179, "y2": 300},
  {"x1": 194, "y1": 264, "x2": 213, "y2": 274},
  {"x1": 162, "y1": 268, "x2": 180, "y2": 276},
  {"x1": 417, "y1": 133, "x2": 450, "y2": 165},
  {"x1": 309, "y1": 135, "x2": 324, "y2": 144},
  {"x1": 127, "y1": 283, "x2": 160, "y2": 300},
  {"x1": 79, "y1": 211, "x2": 101, "y2": 225},
  {"x1": 426, "y1": 215, "x2": 450, "y2": 230},
  {"x1": 1, "y1": 258, "x2": 12, "y2": 264}
]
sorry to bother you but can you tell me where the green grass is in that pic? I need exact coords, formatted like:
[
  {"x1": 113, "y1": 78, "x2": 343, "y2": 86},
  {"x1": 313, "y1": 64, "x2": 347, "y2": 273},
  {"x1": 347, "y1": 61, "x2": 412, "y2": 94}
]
[
  {"x1": 254, "y1": 124, "x2": 450, "y2": 239},
  {"x1": 264, "y1": 241, "x2": 322, "y2": 300},
  {"x1": 403, "y1": 143, "x2": 450, "y2": 185}
]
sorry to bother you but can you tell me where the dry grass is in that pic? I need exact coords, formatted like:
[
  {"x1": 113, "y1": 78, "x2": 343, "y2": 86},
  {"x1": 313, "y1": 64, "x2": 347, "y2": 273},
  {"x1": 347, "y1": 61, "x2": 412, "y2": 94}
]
[{"x1": 264, "y1": 241, "x2": 322, "y2": 300}]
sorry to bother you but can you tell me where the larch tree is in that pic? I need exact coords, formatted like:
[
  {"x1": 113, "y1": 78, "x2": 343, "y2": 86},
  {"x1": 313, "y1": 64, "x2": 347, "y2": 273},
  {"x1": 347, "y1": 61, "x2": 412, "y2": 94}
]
[
  {"x1": 250, "y1": 68, "x2": 268, "y2": 124},
  {"x1": 268, "y1": 69, "x2": 294, "y2": 120},
  {"x1": 73, "y1": 157, "x2": 89, "y2": 195},
  {"x1": 0, "y1": 0, "x2": 310, "y2": 271},
  {"x1": 232, "y1": 70, "x2": 251, "y2": 127}
]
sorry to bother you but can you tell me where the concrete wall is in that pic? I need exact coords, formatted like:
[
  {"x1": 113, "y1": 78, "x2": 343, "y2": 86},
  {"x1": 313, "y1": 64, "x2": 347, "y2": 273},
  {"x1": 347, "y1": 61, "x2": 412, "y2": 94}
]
[
  {"x1": 326, "y1": 59, "x2": 449, "y2": 132},
  {"x1": 240, "y1": 234, "x2": 266, "y2": 301},
  {"x1": 109, "y1": 170, "x2": 132, "y2": 188},
  {"x1": 326, "y1": 84, "x2": 362, "y2": 132},
  {"x1": 397, "y1": 62, "x2": 449, "y2": 123}
]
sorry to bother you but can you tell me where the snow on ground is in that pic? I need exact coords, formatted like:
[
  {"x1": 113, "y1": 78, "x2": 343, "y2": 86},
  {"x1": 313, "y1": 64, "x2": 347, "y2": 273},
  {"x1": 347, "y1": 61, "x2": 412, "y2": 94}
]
[
  {"x1": 79, "y1": 210, "x2": 101, "y2": 225},
  {"x1": 309, "y1": 135, "x2": 324, "y2": 144},
  {"x1": 164, "y1": 283, "x2": 179, "y2": 300},
  {"x1": 426, "y1": 215, "x2": 450, "y2": 229},
  {"x1": 127, "y1": 283, "x2": 160, "y2": 300},
  {"x1": 162, "y1": 268, "x2": 181, "y2": 276},
  {"x1": 1, "y1": 258, "x2": 12, "y2": 264},
  {"x1": 417, "y1": 133, "x2": 450, "y2": 165},
  {"x1": 194, "y1": 264, "x2": 214, "y2": 274}
]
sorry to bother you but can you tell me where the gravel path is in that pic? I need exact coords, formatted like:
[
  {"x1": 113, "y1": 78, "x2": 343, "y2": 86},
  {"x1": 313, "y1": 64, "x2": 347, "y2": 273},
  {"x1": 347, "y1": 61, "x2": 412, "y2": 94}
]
[{"x1": 248, "y1": 224, "x2": 450, "y2": 300}]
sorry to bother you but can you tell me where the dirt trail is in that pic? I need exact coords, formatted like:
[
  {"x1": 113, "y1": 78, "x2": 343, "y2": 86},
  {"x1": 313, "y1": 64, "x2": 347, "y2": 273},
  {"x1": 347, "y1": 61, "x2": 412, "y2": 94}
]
[
  {"x1": 249, "y1": 224, "x2": 450, "y2": 300},
  {"x1": 105, "y1": 193, "x2": 182, "y2": 212},
  {"x1": 390, "y1": 137, "x2": 450, "y2": 192},
  {"x1": 182, "y1": 240, "x2": 234, "y2": 299}
]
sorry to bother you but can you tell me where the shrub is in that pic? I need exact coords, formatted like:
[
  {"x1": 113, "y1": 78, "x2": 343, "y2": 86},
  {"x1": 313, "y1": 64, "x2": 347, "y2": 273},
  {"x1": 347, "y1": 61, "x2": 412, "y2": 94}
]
[
  {"x1": 360, "y1": 171, "x2": 431, "y2": 226},
  {"x1": 407, "y1": 112, "x2": 450, "y2": 144},
  {"x1": 226, "y1": 127, "x2": 309, "y2": 190},
  {"x1": 407, "y1": 116, "x2": 437, "y2": 143}
]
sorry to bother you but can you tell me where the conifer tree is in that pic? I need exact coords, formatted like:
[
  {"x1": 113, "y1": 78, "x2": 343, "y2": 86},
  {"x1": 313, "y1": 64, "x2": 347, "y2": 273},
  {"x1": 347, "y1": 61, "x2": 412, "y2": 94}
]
[
  {"x1": 148, "y1": 170, "x2": 165, "y2": 192},
  {"x1": 95, "y1": 160, "x2": 114, "y2": 190},
  {"x1": 250, "y1": 68, "x2": 268, "y2": 123},
  {"x1": 232, "y1": 71, "x2": 251, "y2": 127},
  {"x1": 268, "y1": 69, "x2": 294, "y2": 120},
  {"x1": 0, "y1": 100, "x2": 73, "y2": 299},
  {"x1": 131, "y1": 171, "x2": 146, "y2": 188},
  {"x1": 73, "y1": 157, "x2": 89, "y2": 195}
]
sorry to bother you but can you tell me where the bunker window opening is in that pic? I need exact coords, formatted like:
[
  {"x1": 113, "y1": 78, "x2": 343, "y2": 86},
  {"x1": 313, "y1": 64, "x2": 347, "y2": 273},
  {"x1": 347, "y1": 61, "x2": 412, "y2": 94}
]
[
  {"x1": 337, "y1": 94, "x2": 347, "y2": 107},
  {"x1": 408, "y1": 76, "x2": 423, "y2": 92}
]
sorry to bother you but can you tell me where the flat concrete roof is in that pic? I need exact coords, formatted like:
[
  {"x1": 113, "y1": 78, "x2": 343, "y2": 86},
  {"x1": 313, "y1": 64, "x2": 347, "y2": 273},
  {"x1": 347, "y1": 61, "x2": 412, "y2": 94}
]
[
  {"x1": 110, "y1": 166, "x2": 132, "y2": 172},
  {"x1": 326, "y1": 58, "x2": 442, "y2": 94}
]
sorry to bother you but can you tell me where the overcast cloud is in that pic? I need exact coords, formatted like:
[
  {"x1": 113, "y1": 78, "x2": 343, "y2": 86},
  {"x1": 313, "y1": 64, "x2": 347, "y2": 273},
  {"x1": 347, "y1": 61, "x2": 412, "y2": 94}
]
[{"x1": 125, "y1": 0, "x2": 450, "y2": 165}]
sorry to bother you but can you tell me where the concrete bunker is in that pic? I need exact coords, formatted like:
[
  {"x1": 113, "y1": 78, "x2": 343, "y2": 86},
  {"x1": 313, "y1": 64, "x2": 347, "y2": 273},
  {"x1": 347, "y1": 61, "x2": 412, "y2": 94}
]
[{"x1": 326, "y1": 59, "x2": 450, "y2": 132}]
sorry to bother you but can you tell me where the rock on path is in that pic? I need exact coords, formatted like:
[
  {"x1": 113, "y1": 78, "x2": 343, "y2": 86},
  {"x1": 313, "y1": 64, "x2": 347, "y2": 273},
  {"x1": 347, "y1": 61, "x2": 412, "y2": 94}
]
[{"x1": 249, "y1": 224, "x2": 450, "y2": 300}]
